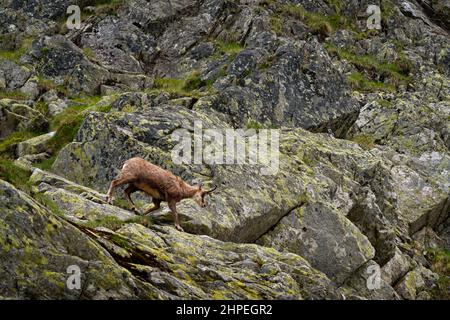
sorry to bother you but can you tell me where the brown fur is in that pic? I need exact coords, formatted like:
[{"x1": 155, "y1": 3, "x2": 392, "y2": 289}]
[{"x1": 106, "y1": 157, "x2": 216, "y2": 231}]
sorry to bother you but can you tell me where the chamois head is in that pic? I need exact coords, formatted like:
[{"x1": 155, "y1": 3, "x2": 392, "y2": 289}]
[{"x1": 192, "y1": 184, "x2": 217, "y2": 208}]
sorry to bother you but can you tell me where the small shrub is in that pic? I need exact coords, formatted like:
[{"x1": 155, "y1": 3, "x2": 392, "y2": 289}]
[
  {"x1": 269, "y1": 16, "x2": 283, "y2": 34},
  {"x1": 351, "y1": 134, "x2": 377, "y2": 150},
  {"x1": 246, "y1": 119, "x2": 264, "y2": 131}
]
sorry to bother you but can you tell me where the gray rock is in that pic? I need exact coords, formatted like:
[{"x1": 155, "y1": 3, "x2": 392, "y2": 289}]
[
  {"x1": 0, "y1": 99, "x2": 48, "y2": 138},
  {"x1": 257, "y1": 203, "x2": 375, "y2": 285},
  {"x1": 16, "y1": 131, "x2": 55, "y2": 157}
]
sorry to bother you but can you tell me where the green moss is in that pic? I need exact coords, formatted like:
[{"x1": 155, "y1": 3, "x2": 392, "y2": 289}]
[
  {"x1": 380, "y1": 0, "x2": 396, "y2": 24},
  {"x1": 33, "y1": 193, "x2": 65, "y2": 217},
  {"x1": 246, "y1": 119, "x2": 264, "y2": 130},
  {"x1": 376, "y1": 99, "x2": 393, "y2": 108},
  {"x1": 86, "y1": 0, "x2": 123, "y2": 14},
  {"x1": 82, "y1": 47, "x2": 96, "y2": 60},
  {"x1": 246, "y1": 119, "x2": 278, "y2": 130},
  {"x1": 83, "y1": 215, "x2": 127, "y2": 230},
  {"x1": 47, "y1": 111, "x2": 85, "y2": 153}
]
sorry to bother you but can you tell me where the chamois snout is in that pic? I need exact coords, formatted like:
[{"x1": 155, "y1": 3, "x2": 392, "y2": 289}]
[
  {"x1": 193, "y1": 190, "x2": 206, "y2": 207},
  {"x1": 193, "y1": 184, "x2": 217, "y2": 208}
]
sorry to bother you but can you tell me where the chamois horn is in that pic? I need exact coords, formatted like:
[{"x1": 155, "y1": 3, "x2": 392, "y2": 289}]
[{"x1": 203, "y1": 185, "x2": 217, "y2": 195}]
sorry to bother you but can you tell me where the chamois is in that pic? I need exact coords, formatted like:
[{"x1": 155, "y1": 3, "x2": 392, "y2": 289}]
[{"x1": 106, "y1": 157, "x2": 217, "y2": 232}]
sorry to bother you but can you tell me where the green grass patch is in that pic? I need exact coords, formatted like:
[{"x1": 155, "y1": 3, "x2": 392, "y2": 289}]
[
  {"x1": 347, "y1": 72, "x2": 396, "y2": 93},
  {"x1": 0, "y1": 37, "x2": 33, "y2": 63},
  {"x1": 0, "y1": 89, "x2": 28, "y2": 100},
  {"x1": 275, "y1": 4, "x2": 350, "y2": 38},
  {"x1": 0, "y1": 157, "x2": 32, "y2": 192},
  {"x1": 216, "y1": 40, "x2": 243, "y2": 56},
  {"x1": 153, "y1": 70, "x2": 216, "y2": 98},
  {"x1": 0, "y1": 131, "x2": 42, "y2": 157},
  {"x1": 34, "y1": 155, "x2": 57, "y2": 171},
  {"x1": 246, "y1": 119, "x2": 265, "y2": 130},
  {"x1": 351, "y1": 134, "x2": 377, "y2": 150},
  {"x1": 326, "y1": 44, "x2": 411, "y2": 86},
  {"x1": 269, "y1": 16, "x2": 283, "y2": 35},
  {"x1": 426, "y1": 248, "x2": 450, "y2": 300},
  {"x1": 34, "y1": 95, "x2": 109, "y2": 169},
  {"x1": 35, "y1": 76, "x2": 69, "y2": 96}
]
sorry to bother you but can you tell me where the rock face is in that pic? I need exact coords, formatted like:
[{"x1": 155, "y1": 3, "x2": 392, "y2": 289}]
[
  {"x1": 256, "y1": 203, "x2": 375, "y2": 285},
  {"x1": 0, "y1": 178, "x2": 340, "y2": 299},
  {"x1": 0, "y1": 0, "x2": 449, "y2": 300},
  {"x1": 0, "y1": 179, "x2": 164, "y2": 299}
]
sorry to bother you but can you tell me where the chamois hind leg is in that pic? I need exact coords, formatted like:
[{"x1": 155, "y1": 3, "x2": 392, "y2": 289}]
[
  {"x1": 106, "y1": 177, "x2": 134, "y2": 204},
  {"x1": 168, "y1": 200, "x2": 184, "y2": 232},
  {"x1": 144, "y1": 199, "x2": 161, "y2": 215},
  {"x1": 124, "y1": 184, "x2": 139, "y2": 214}
]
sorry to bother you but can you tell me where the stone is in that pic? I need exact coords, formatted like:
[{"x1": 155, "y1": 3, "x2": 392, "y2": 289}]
[{"x1": 17, "y1": 131, "x2": 55, "y2": 157}]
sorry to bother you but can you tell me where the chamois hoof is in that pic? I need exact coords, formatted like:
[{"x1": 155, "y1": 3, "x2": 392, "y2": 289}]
[
  {"x1": 175, "y1": 224, "x2": 184, "y2": 232},
  {"x1": 132, "y1": 207, "x2": 142, "y2": 215},
  {"x1": 106, "y1": 196, "x2": 113, "y2": 205}
]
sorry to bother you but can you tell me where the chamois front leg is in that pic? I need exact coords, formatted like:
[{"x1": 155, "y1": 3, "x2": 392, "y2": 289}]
[
  {"x1": 124, "y1": 185, "x2": 140, "y2": 214},
  {"x1": 106, "y1": 177, "x2": 133, "y2": 204},
  {"x1": 168, "y1": 200, "x2": 184, "y2": 232}
]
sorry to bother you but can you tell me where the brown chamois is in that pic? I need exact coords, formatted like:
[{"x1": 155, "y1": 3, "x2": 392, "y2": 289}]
[{"x1": 106, "y1": 157, "x2": 217, "y2": 231}]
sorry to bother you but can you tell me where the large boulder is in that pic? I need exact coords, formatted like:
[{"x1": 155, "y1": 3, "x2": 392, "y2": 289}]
[
  {"x1": 0, "y1": 99, "x2": 48, "y2": 138},
  {"x1": 256, "y1": 203, "x2": 375, "y2": 285},
  {"x1": 0, "y1": 179, "x2": 166, "y2": 299}
]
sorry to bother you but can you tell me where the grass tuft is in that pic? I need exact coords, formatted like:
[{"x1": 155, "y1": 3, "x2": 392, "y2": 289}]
[{"x1": 0, "y1": 157, "x2": 32, "y2": 192}]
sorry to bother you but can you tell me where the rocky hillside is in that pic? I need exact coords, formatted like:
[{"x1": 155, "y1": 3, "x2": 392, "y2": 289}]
[{"x1": 0, "y1": 0, "x2": 449, "y2": 299}]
